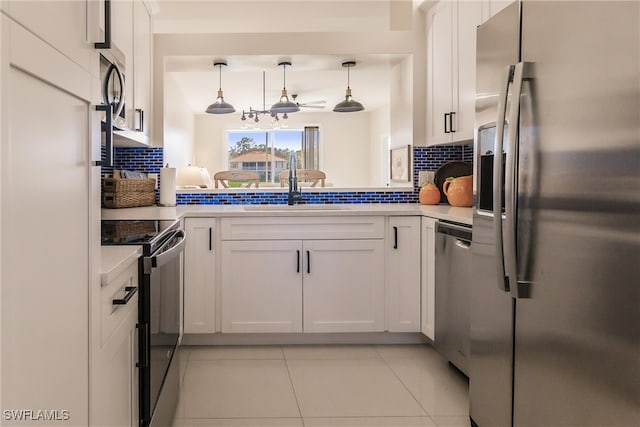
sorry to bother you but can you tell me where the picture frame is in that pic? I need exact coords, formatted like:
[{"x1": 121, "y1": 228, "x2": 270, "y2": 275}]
[{"x1": 390, "y1": 145, "x2": 411, "y2": 182}]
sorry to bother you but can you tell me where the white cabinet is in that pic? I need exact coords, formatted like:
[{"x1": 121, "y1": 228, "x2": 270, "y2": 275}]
[
  {"x1": 1, "y1": 13, "x2": 99, "y2": 422},
  {"x1": 131, "y1": 0, "x2": 153, "y2": 139},
  {"x1": 219, "y1": 216, "x2": 386, "y2": 334},
  {"x1": 387, "y1": 217, "x2": 422, "y2": 332},
  {"x1": 421, "y1": 217, "x2": 437, "y2": 340},
  {"x1": 427, "y1": 0, "x2": 482, "y2": 145},
  {"x1": 303, "y1": 239, "x2": 385, "y2": 333},
  {"x1": 92, "y1": 262, "x2": 139, "y2": 427},
  {"x1": 481, "y1": 0, "x2": 512, "y2": 23},
  {"x1": 111, "y1": 0, "x2": 134, "y2": 63},
  {"x1": 1, "y1": 0, "x2": 94, "y2": 73},
  {"x1": 184, "y1": 218, "x2": 217, "y2": 333},
  {"x1": 221, "y1": 240, "x2": 303, "y2": 333}
]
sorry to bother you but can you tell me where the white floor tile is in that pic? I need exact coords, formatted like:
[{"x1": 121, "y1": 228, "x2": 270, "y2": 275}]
[
  {"x1": 375, "y1": 344, "x2": 441, "y2": 361},
  {"x1": 430, "y1": 415, "x2": 471, "y2": 427},
  {"x1": 283, "y1": 345, "x2": 380, "y2": 360},
  {"x1": 172, "y1": 418, "x2": 304, "y2": 427},
  {"x1": 287, "y1": 358, "x2": 425, "y2": 417},
  {"x1": 179, "y1": 360, "x2": 300, "y2": 418},
  {"x1": 385, "y1": 355, "x2": 469, "y2": 417},
  {"x1": 303, "y1": 417, "x2": 436, "y2": 426},
  {"x1": 189, "y1": 345, "x2": 284, "y2": 360}
]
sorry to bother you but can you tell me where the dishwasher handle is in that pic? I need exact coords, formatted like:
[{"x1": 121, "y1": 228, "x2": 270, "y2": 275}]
[{"x1": 436, "y1": 221, "x2": 472, "y2": 243}]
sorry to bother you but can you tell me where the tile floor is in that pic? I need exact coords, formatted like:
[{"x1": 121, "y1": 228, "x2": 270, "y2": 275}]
[{"x1": 172, "y1": 344, "x2": 469, "y2": 427}]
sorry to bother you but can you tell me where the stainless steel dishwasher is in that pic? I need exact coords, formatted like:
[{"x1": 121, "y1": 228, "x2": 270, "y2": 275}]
[{"x1": 434, "y1": 221, "x2": 472, "y2": 377}]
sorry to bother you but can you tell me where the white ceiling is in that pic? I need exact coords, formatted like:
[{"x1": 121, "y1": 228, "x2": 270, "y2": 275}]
[
  {"x1": 155, "y1": 1, "x2": 415, "y2": 115},
  {"x1": 168, "y1": 54, "x2": 405, "y2": 114}
]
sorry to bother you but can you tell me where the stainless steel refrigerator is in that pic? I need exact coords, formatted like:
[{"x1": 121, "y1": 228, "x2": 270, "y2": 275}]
[{"x1": 470, "y1": 1, "x2": 640, "y2": 426}]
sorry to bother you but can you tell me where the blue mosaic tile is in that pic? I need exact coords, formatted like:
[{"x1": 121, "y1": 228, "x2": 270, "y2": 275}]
[{"x1": 104, "y1": 145, "x2": 474, "y2": 205}]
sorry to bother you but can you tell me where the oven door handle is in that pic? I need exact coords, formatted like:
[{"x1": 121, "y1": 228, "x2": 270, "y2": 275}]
[{"x1": 144, "y1": 230, "x2": 186, "y2": 273}]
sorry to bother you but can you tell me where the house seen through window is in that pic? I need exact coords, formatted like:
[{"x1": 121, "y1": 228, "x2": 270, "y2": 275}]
[{"x1": 227, "y1": 127, "x2": 319, "y2": 186}]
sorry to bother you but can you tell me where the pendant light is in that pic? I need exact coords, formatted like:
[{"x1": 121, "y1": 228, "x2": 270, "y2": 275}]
[
  {"x1": 333, "y1": 61, "x2": 364, "y2": 112},
  {"x1": 270, "y1": 61, "x2": 300, "y2": 114},
  {"x1": 205, "y1": 60, "x2": 235, "y2": 114}
]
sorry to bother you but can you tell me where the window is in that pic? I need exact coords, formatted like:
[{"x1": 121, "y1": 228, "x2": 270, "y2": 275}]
[{"x1": 227, "y1": 127, "x2": 319, "y2": 185}]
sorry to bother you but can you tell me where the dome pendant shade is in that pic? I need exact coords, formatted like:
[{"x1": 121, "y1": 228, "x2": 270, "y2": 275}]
[
  {"x1": 271, "y1": 62, "x2": 300, "y2": 114},
  {"x1": 206, "y1": 61, "x2": 235, "y2": 114},
  {"x1": 333, "y1": 87, "x2": 364, "y2": 112},
  {"x1": 333, "y1": 61, "x2": 364, "y2": 113}
]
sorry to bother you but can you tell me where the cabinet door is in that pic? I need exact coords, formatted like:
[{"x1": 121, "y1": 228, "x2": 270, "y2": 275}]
[
  {"x1": 221, "y1": 240, "x2": 303, "y2": 333},
  {"x1": 1, "y1": 16, "x2": 96, "y2": 421},
  {"x1": 421, "y1": 217, "x2": 437, "y2": 340},
  {"x1": 303, "y1": 240, "x2": 385, "y2": 333},
  {"x1": 452, "y1": 0, "x2": 482, "y2": 142},
  {"x1": 388, "y1": 217, "x2": 422, "y2": 332},
  {"x1": 427, "y1": 0, "x2": 454, "y2": 145},
  {"x1": 3, "y1": 0, "x2": 92, "y2": 72},
  {"x1": 111, "y1": 0, "x2": 133, "y2": 64},
  {"x1": 184, "y1": 218, "x2": 216, "y2": 333},
  {"x1": 92, "y1": 297, "x2": 138, "y2": 427},
  {"x1": 132, "y1": 0, "x2": 152, "y2": 137}
]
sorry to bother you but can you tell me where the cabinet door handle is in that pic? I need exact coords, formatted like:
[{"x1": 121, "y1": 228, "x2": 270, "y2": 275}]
[
  {"x1": 95, "y1": 104, "x2": 113, "y2": 167},
  {"x1": 296, "y1": 250, "x2": 300, "y2": 273},
  {"x1": 393, "y1": 226, "x2": 398, "y2": 249},
  {"x1": 135, "y1": 109, "x2": 144, "y2": 132},
  {"x1": 444, "y1": 113, "x2": 450, "y2": 133},
  {"x1": 450, "y1": 111, "x2": 456, "y2": 133},
  {"x1": 306, "y1": 250, "x2": 311, "y2": 274},
  {"x1": 112, "y1": 286, "x2": 137, "y2": 305},
  {"x1": 208, "y1": 227, "x2": 212, "y2": 251},
  {"x1": 95, "y1": 0, "x2": 111, "y2": 49}
]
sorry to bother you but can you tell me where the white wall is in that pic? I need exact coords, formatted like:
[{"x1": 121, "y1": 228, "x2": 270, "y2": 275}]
[
  {"x1": 193, "y1": 111, "x2": 373, "y2": 188},
  {"x1": 369, "y1": 105, "x2": 391, "y2": 187},
  {"x1": 163, "y1": 72, "x2": 195, "y2": 168}
]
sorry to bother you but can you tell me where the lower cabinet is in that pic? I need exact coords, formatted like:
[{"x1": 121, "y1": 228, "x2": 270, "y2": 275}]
[
  {"x1": 221, "y1": 238, "x2": 385, "y2": 333},
  {"x1": 184, "y1": 218, "x2": 216, "y2": 333},
  {"x1": 387, "y1": 216, "x2": 422, "y2": 332},
  {"x1": 421, "y1": 217, "x2": 437, "y2": 340},
  {"x1": 92, "y1": 261, "x2": 139, "y2": 427}
]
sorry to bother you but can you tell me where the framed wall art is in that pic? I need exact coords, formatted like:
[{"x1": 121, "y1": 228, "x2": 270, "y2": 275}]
[{"x1": 390, "y1": 145, "x2": 411, "y2": 182}]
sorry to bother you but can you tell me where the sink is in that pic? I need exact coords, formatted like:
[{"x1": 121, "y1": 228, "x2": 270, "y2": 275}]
[{"x1": 243, "y1": 204, "x2": 349, "y2": 211}]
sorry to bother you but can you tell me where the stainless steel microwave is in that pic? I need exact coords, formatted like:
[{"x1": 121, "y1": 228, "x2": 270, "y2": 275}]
[{"x1": 100, "y1": 51, "x2": 127, "y2": 130}]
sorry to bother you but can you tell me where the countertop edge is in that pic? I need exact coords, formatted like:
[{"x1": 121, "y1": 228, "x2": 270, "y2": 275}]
[{"x1": 101, "y1": 246, "x2": 142, "y2": 285}]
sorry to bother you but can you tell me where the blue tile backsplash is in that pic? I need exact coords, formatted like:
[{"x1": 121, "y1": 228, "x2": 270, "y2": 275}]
[{"x1": 103, "y1": 144, "x2": 474, "y2": 205}]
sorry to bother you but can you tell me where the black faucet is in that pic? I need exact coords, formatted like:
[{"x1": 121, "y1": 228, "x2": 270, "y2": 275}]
[{"x1": 287, "y1": 152, "x2": 302, "y2": 206}]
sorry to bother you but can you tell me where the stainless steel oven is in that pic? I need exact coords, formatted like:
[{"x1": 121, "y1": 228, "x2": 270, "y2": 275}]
[{"x1": 102, "y1": 219, "x2": 184, "y2": 427}]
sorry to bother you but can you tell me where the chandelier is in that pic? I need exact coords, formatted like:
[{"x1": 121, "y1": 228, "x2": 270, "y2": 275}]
[{"x1": 240, "y1": 62, "x2": 299, "y2": 130}]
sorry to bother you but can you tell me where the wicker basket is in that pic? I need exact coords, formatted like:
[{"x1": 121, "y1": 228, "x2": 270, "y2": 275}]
[
  {"x1": 102, "y1": 177, "x2": 156, "y2": 208},
  {"x1": 102, "y1": 220, "x2": 158, "y2": 241}
]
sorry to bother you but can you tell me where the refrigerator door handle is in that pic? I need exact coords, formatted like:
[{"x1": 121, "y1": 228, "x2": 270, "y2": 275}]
[
  {"x1": 504, "y1": 61, "x2": 533, "y2": 299},
  {"x1": 493, "y1": 65, "x2": 514, "y2": 292}
]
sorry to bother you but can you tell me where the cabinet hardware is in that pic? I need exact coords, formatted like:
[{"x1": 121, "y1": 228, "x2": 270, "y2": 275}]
[
  {"x1": 297, "y1": 250, "x2": 300, "y2": 273},
  {"x1": 95, "y1": 104, "x2": 113, "y2": 167},
  {"x1": 135, "y1": 108, "x2": 144, "y2": 132},
  {"x1": 393, "y1": 226, "x2": 398, "y2": 249},
  {"x1": 112, "y1": 286, "x2": 137, "y2": 305},
  {"x1": 94, "y1": 0, "x2": 111, "y2": 49},
  {"x1": 208, "y1": 227, "x2": 212, "y2": 251},
  {"x1": 444, "y1": 113, "x2": 450, "y2": 133},
  {"x1": 450, "y1": 111, "x2": 456, "y2": 133},
  {"x1": 306, "y1": 250, "x2": 311, "y2": 274}
]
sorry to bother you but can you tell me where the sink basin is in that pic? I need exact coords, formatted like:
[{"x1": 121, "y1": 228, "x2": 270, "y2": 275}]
[{"x1": 243, "y1": 204, "x2": 349, "y2": 211}]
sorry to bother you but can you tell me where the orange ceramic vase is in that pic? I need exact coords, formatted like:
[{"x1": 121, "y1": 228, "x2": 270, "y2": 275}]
[
  {"x1": 419, "y1": 182, "x2": 441, "y2": 205},
  {"x1": 443, "y1": 175, "x2": 473, "y2": 207}
]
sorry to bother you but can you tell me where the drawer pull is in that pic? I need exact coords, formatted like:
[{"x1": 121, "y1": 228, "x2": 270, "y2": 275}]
[{"x1": 112, "y1": 286, "x2": 137, "y2": 305}]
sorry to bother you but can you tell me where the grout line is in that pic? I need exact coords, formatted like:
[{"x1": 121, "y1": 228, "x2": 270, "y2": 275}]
[
  {"x1": 374, "y1": 345, "x2": 436, "y2": 421},
  {"x1": 282, "y1": 346, "x2": 306, "y2": 426}
]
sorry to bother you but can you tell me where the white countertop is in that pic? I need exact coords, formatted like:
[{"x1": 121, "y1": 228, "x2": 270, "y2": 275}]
[
  {"x1": 102, "y1": 203, "x2": 473, "y2": 225},
  {"x1": 101, "y1": 246, "x2": 142, "y2": 286}
]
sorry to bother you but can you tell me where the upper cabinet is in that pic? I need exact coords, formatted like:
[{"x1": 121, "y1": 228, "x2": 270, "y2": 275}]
[
  {"x1": 2, "y1": 0, "x2": 94, "y2": 73},
  {"x1": 481, "y1": 0, "x2": 513, "y2": 23},
  {"x1": 426, "y1": 0, "x2": 482, "y2": 145},
  {"x1": 132, "y1": 0, "x2": 153, "y2": 140}
]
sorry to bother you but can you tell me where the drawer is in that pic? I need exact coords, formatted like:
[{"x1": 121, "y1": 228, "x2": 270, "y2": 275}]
[
  {"x1": 101, "y1": 261, "x2": 139, "y2": 347},
  {"x1": 221, "y1": 216, "x2": 385, "y2": 240}
]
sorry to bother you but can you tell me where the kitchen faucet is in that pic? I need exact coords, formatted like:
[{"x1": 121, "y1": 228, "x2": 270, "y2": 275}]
[{"x1": 287, "y1": 152, "x2": 302, "y2": 205}]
